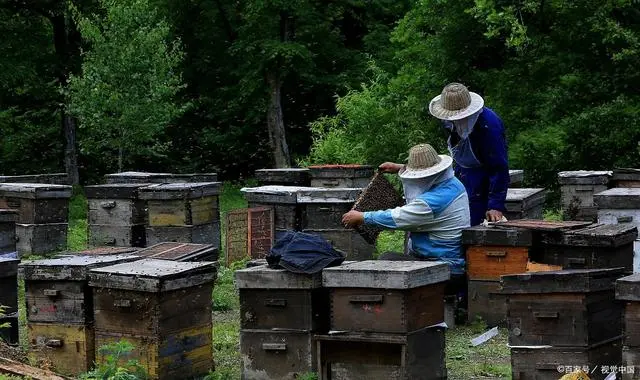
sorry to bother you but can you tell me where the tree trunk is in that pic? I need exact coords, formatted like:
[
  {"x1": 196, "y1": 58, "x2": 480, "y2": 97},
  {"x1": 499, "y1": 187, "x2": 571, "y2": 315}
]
[
  {"x1": 118, "y1": 145, "x2": 124, "y2": 172},
  {"x1": 63, "y1": 114, "x2": 79, "y2": 185},
  {"x1": 266, "y1": 72, "x2": 291, "y2": 168}
]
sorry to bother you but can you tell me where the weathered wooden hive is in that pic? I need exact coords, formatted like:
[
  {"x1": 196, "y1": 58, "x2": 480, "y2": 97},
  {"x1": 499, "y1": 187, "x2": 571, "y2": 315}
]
[
  {"x1": 504, "y1": 188, "x2": 547, "y2": 220},
  {"x1": 0, "y1": 173, "x2": 70, "y2": 185},
  {"x1": 0, "y1": 209, "x2": 18, "y2": 255},
  {"x1": 103, "y1": 171, "x2": 218, "y2": 184},
  {"x1": 308, "y1": 165, "x2": 374, "y2": 188},
  {"x1": 595, "y1": 188, "x2": 640, "y2": 273},
  {"x1": 89, "y1": 259, "x2": 217, "y2": 380},
  {"x1": 235, "y1": 264, "x2": 331, "y2": 380},
  {"x1": 297, "y1": 188, "x2": 374, "y2": 261},
  {"x1": 616, "y1": 274, "x2": 640, "y2": 378},
  {"x1": 503, "y1": 268, "x2": 625, "y2": 380},
  {"x1": 0, "y1": 257, "x2": 20, "y2": 345},
  {"x1": 317, "y1": 260, "x2": 449, "y2": 379},
  {"x1": 558, "y1": 171, "x2": 612, "y2": 221},
  {"x1": 85, "y1": 183, "x2": 151, "y2": 248},
  {"x1": 134, "y1": 242, "x2": 218, "y2": 262},
  {"x1": 613, "y1": 168, "x2": 640, "y2": 188},
  {"x1": 19, "y1": 254, "x2": 139, "y2": 375},
  {"x1": 509, "y1": 169, "x2": 524, "y2": 188},
  {"x1": 255, "y1": 168, "x2": 311, "y2": 187},
  {"x1": 462, "y1": 225, "x2": 533, "y2": 326},
  {"x1": 0, "y1": 183, "x2": 72, "y2": 255},
  {"x1": 241, "y1": 186, "x2": 306, "y2": 240},
  {"x1": 138, "y1": 182, "x2": 222, "y2": 247}
]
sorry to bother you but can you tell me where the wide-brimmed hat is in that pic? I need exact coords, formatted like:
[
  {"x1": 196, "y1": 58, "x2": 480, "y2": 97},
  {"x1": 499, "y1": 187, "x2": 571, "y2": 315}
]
[
  {"x1": 429, "y1": 83, "x2": 484, "y2": 121},
  {"x1": 399, "y1": 144, "x2": 452, "y2": 179}
]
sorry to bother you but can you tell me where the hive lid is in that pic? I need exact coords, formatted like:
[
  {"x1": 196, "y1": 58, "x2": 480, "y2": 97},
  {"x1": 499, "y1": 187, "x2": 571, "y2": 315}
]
[
  {"x1": 557, "y1": 171, "x2": 612, "y2": 185},
  {"x1": 462, "y1": 225, "x2": 533, "y2": 246},
  {"x1": 322, "y1": 260, "x2": 450, "y2": 289},
  {"x1": 0, "y1": 209, "x2": 18, "y2": 223},
  {"x1": 84, "y1": 183, "x2": 153, "y2": 199},
  {"x1": 296, "y1": 188, "x2": 363, "y2": 203},
  {"x1": 616, "y1": 274, "x2": 640, "y2": 301},
  {"x1": 509, "y1": 170, "x2": 524, "y2": 183},
  {"x1": 505, "y1": 188, "x2": 546, "y2": 210},
  {"x1": 594, "y1": 188, "x2": 640, "y2": 209},
  {"x1": 58, "y1": 246, "x2": 140, "y2": 257},
  {"x1": 0, "y1": 257, "x2": 19, "y2": 277},
  {"x1": 500, "y1": 267, "x2": 625, "y2": 294},
  {"x1": 138, "y1": 182, "x2": 222, "y2": 200},
  {"x1": 104, "y1": 171, "x2": 173, "y2": 180},
  {"x1": 613, "y1": 168, "x2": 640, "y2": 182},
  {"x1": 235, "y1": 265, "x2": 323, "y2": 289},
  {"x1": 170, "y1": 173, "x2": 218, "y2": 182},
  {"x1": 19, "y1": 254, "x2": 139, "y2": 281},
  {"x1": 89, "y1": 258, "x2": 217, "y2": 292},
  {"x1": 542, "y1": 223, "x2": 638, "y2": 247},
  {"x1": 0, "y1": 183, "x2": 72, "y2": 199},
  {"x1": 134, "y1": 242, "x2": 218, "y2": 262},
  {"x1": 241, "y1": 185, "x2": 310, "y2": 204},
  {"x1": 308, "y1": 165, "x2": 375, "y2": 178}
]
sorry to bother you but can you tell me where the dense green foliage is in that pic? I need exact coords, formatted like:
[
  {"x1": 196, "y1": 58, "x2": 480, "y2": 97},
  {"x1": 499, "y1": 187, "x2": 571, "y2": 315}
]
[
  {"x1": 79, "y1": 341, "x2": 149, "y2": 380},
  {"x1": 0, "y1": 0, "x2": 638, "y2": 188}
]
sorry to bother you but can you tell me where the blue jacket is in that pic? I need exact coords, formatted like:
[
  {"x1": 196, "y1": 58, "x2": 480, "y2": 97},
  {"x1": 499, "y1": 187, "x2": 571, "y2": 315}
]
[
  {"x1": 363, "y1": 177, "x2": 470, "y2": 275},
  {"x1": 448, "y1": 107, "x2": 510, "y2": 226}
]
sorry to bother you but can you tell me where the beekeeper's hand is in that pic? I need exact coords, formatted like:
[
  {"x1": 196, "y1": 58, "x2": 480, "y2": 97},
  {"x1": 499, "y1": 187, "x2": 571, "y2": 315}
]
[
  {"x1": 342, "y1": 210, "x2": 364, "y2": 228},
  {"x1": 486, "y1": 209, "x2": 504, "y2": 223},
  {"x1": 378, "y1": 162, "x2": 404, "y2": 174}
]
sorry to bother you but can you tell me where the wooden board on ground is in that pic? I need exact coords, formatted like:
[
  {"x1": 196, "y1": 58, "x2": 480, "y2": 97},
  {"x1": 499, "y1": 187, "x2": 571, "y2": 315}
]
[{"x1": 0, "y1": 356, "x2": 70, "y2": 380}]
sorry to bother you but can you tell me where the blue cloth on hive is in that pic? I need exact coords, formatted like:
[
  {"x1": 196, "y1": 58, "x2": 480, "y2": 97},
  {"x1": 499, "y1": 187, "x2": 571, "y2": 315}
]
[{"x1": 266, "y1": 231, "x2": 345, "y2": 274}]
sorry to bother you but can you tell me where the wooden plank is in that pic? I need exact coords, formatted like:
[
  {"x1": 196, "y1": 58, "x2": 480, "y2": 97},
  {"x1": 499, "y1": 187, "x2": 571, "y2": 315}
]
[
  {"x1": 235, "y1": 264, "x2": 323, "y2": 289},
  {"x1": 20, "y1": 254, "x2": 139, "y2": 281},
  {"x1": 495, "y1": 219, "x2": 592, "y2": 231},
  {"x1": 501, "y1": 268, "x2": 625, "y2": 294},
  {"x1": 462, "y1": 225, "x2": 533, "y2": 246},
  {"x1": 138, "y1": 183, "x2": 221, "y2": 201},
  {"x1": 322, "y1": 260, "x2": 450, "y2": 289},
  {"x1": 28, "y1": 323, "x2": 95, "y2": 376},
  {"x1": 0, "y1": 183, "x2": 72, "y2": 199},
  {"x1": 595, "y1": 188, "x2": 640, "y2": 209},
  {"x1": 0, "y1": 357, "x2": 70, "y2": 380}
]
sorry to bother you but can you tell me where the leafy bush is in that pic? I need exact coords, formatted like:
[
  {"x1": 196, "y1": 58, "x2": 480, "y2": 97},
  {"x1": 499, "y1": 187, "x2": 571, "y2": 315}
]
[{"x1": 80, "y1": 341, "x2": 149, "y2": 380}]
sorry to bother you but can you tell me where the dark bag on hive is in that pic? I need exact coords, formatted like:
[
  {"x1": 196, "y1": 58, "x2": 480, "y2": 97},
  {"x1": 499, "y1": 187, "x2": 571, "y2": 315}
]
[
  {"x1": 266, "y1": 231, "x2": 345, "y2": 274},
  {"x1": 351, "y1": 172, "x2": 405, "y2": 244}
]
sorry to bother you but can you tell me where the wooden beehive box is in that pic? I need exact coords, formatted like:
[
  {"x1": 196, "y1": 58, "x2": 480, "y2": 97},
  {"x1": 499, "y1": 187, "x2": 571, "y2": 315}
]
[
  {"x1": 85, "y1": 183, "x2": 151, "y2": 247},
  {"x1": 613, "y1": 168, "x2": 640, "y2": 188},
  {"x1": 235, "y1": 264, "x2": 328, "y2": 332},
  {"x1": 103, "y1": 171, "x2": 218, "y2": 184},
  {"x1": 509, "y1": 170, "x2": 524, "y2": 188},
  {"x1": 322, "y1": 260, "x2": 450, "y2": 333},
  {"x1": 502, "y1": 268, "x2": 625, "y2": 348},
  {"x1": 0, "y1": 257, "x2": 19, "y2": 315},
  {"x1": 308, "y1": 165, "x2": 374, "y2": 188},
  {"x1": 315, "y1": 326, "x2": 446, "y2": 380},
  {"x1": 302, "y1": 228, "x2": 375, "y2": 261},
  {"x1": 134, "y1": 242, "x2": 218, "y2": 262},
  {"x1": 89, "y1": 259, "x2": 217, "y2": 380},
  {"x1": 139, "y1": 182, "x2": 221, "y2": 247},
  {"x1": 297, "y1": 188, "x2": 361, "y2": 230},
  {"x1": 0, "y1": 183, "x2": 72, "y2": 224},
  {"x1": 616, "y1": 274, "x2": 640, "y2": 347},
  {"x1": 255, "y1": 168, "x2": 311, "y2": 187},
  {"x1": 505, "y1": 188, "x2": 547, "y2": 220},
  {"x1": 595, "y1": 188, "x2": 640, "y2": 229},
  {"x1": 538, "y1": 223, "x2": 637, "y2": 272},
  {"x1": 15, "y1": 223, "x2": 68, "y2": 256},
  {"x1": 241, "y1": 185, "x2": 306, "y2": 239},
  {"x1": 0, "y1": 173, "x2": 70, "y2": 185},
  {"x1": 559, "y1": 171, "x2": 612, "y2": 221},
  {"x1": 0, "y1": 209, "x2": 18, "y2": 254}
]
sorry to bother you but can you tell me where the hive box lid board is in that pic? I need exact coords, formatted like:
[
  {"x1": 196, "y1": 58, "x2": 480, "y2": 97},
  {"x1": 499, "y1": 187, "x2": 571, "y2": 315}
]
[
  {"x1": 19, "y1": 254, "x2": 140, "y2": 281},
  {"x1": 616, "y1": 274, "x2": 640, "y2": 301},
  {"x1": 138, "y1": 182, "x2": 222, "y2": 200},
  {"x1": 462, "y1": 225, "x2": 533, "y2": 246},
  {"x1": 255, "y1": 168, "x2": 310, "y2": 173},
  {"x1": 235, "y1": 265, "x2": 323, "y2": 289},
  {"x1": 0, "y1": 183, "x2": 72, "y2": 199},
  {"x1": 84, "y1": 183, "x2": 153, "y2": 199},
  {"x1": 105, "y1": 171, "x2": 173, "y2": 179},
  {"x1": 594, "y1": 188, "x2": 640, "y2": 209},
  {"x1": 505, "y1": 189, "x2": 546, "y2": 210},
  {"x1": 500, "y1": 267, "x2": 625, "y2": 294},
  {"x1": 546, "y1": 224, "x2": 638, "y2": 247},
  {"x1": 0, "y1": 209, "x2": 18, "y2": 223},
  {"x1": 134, "y1": 242, "x2": 217, "y2": 261},
  {"x1": 296, "y1": 188, "x2": 363, "y2": 204},
  {"x1": 241, "y1": 185, "x2": 311, "y2": 204},
  {"x1": 558, "y1": 171, "x2": 612, "y2": 185},
  {"x1": 613, "y1": 168, "x2": 640, "y2": 181},
  {"x1": 307, "y1": 165, "x2": 375, "y2": 178},
  {"x1": 89, "y1": 258, "x2": 217, "y2": 292},
  {"x1": 58, "y1": 246, "x2": 140, "y2": 257},
  {"x1": 0, "y1": 257, "x2": 19, "y2": 277},
  {"x1": 322, "y1": 260, "x2": 450, "y2": 289}
]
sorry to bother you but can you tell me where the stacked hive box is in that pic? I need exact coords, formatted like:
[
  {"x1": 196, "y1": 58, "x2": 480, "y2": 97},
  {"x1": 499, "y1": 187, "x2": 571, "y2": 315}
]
[
  {"x1": 503, "y1": 268, "x2": 624, "y2": 380},
  {"x1": 616, "y1": 274, "x2": 640, "y2": 378},
  {"x1": 317, "y1": 261, "x2": 450, "y2": 379},
  {"x1": 0, "y1": 257, "x2": 19, "y2": 345},
  {"x1": 19, "y1": 254, "x2": 139, "y2": 376},
  {"x1": 509, "y1": 170, "x2": 524, "y2": 188},
  {"x1": 298, "y1": 188, "x2": 373, "y2": 260},
  {"x1": 308, "y1": 165, "x2": 374, "y2": 188},
  {"x1": 139, "y1": 182, "x2": 222, "y2": 247},
  {"x1": 462, "y1": 225, "x2": 533, "y2": 326},
  {"x1": 241, "y1": 186, "x2": 308, "y2": 241},
  {"x1": 0, "y1": 183, "x2": 72, "y2": 255},
  {"x1": 89, "y1": 259, "x2": 217, "y2": 379},
  {"x1": 85, "y1": 183, "x2": 151, "y2": 248},
  {"x1": 103, "y1": 171, "x2": 218, "y2": 184},
  {"x1": 538, "y1": 223, "x2": 637, "y2": 272},
  {"x1": 504, "y1": 188, "x2": 547, "y2": 220},
  {"x1": 235, "y1": 265, "x2": 330, "y2": 379},
  {"x1": 0, "y1": 173, "x2": 70, "y2": 185},
  {"x1": 595, "y1": 188, "x2": 640, "y2": 273},
  {"x1": 613, "y1": 169, "x2": 640, "y2": 188},
  {"x1": 559, "y1": 171, "x2": 611, "y2": 221},
  {"x1": 0, "y1": 209, "x2": 18, "y2": 255},
  {"x1": 255, "y1": 168, "x2": 310, "y2": 187}
]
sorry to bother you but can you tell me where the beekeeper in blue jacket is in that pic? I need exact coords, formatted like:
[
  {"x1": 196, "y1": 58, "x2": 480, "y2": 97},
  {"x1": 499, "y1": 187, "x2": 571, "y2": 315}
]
[{"x1": 428, "y1": 82, "x2": 510, "y2": 226}]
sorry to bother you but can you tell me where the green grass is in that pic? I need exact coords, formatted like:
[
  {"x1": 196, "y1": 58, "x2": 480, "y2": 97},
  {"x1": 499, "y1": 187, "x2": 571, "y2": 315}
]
[{"x1": 68, "y1": 185, "x2": 88, "y2": 251}]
